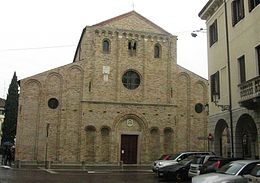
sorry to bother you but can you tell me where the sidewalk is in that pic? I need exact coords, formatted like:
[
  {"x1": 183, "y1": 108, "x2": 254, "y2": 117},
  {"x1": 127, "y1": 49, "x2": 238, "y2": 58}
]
[{"x1": 12, "y1": 160, "x2": 153, "y2": 173}]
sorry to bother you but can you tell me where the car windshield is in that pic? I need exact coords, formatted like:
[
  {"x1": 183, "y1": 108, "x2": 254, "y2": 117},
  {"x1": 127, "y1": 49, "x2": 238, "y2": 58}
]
[
  {"x1": 158, "y1": 155, "x2": 167, "y2": 160},
  {"x1": 203, "y1": 159, "x2": 218, "y2": 166},
  {"x1": 179, "y1": 156, "x2": 195, "y2": 165},
  {"x1": 168, "y1": 153, "x2": 181, "y2": 160},
  {"x1": 191, "y1": 156, "x2": 205, "y2": 164},
  {"x1": 217, "y1": 162, "x2": 245, "y2": 175},
  {"x1": 250, "y1": 164, "x2": 260, "y2": 176}
]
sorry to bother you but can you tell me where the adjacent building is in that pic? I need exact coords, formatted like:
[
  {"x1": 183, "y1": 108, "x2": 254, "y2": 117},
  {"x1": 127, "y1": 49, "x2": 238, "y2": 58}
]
[
  {"x1": 199, "y1": 0, "x2": 260, "y2": 158},
  {"x1": 0, "y1": 98, "x2": 5, "y2": 143},
  {"x1": 16, "y1": 11, "x2": 208, "y2": 165}
]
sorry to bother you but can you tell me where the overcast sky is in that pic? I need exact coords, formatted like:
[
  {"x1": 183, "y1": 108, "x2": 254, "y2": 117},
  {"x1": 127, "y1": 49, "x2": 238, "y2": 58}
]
[{"x1": 0, "y1": 0, "x2": 208, "y2": 98}]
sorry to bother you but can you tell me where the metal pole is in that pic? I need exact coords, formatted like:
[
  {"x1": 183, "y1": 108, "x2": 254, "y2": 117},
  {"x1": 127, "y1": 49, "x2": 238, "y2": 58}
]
[{"x1": 224, "y1": 0, "x2": 234, "y2": 157}]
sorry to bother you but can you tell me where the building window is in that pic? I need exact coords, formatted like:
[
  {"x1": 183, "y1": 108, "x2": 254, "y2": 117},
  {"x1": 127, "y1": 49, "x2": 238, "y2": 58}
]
[
  {"x1": 209, "y1": 20, "x2": 218, "y2": 46},
  {"x1": 128, "y1": 40, "x2": 137, "y2": 56},
  {"x1": 238, "y1": 55, "x2": 246, "y2": 83},
  {"x1": 122, "y1": 70, "x2": 140, "y2": 90},
  {"x1": 256, "y1": 45, "x2": 260, "y2": 75},
  {"x1": 210, "y1": 71, "x2": 220, "y2": 101},
  {"x1": 154, "y1": 43, "x2": 161, "y2": 58},
  {"x1": 242, "y1": 133, "x2": 251, "y2": 158},
  {"x1": 232, "y1": 0, "x2": 245, "y2": 26},
  {"x1": 48, "y1": 98, "x2": 59, "y2": 109},
  {"x1": 248, "y1": 0, "x2": 260, "y2": 12},
  {"x1": 103, "y1": 39, "x2": 110, "y2": 54}
]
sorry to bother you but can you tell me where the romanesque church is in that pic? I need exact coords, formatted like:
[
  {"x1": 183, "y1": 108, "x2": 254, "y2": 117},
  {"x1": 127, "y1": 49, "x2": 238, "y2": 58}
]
[{"x1": 16, "y1": 11, "x2": 208, "y2": 165}]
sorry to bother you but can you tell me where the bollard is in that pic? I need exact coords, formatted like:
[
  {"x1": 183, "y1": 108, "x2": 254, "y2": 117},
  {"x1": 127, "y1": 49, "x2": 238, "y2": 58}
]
[
  {"x1": 15, "y1": 160, "x2": 21, "y2": 168},
  {"x1": 45, "y1": 161, "x2": 51, "y2": 169},
  {"x1": 82, "y1": 161, "x2": 86, "y2": 170},
  {"x1": 119, "y1": 160, "x2": 123, "y2": 170}
]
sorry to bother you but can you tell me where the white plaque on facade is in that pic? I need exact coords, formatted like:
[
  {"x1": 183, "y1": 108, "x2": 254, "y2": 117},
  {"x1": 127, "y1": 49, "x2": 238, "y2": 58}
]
[
  {"x1": 126, "y1": 119, "x2": 134, "y2": 127},
  {"x1": 103, "y1": 66, "x2": 110, "y2": 74}
]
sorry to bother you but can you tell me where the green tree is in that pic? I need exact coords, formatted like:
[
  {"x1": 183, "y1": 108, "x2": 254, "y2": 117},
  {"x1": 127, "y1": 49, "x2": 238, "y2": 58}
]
[{"x1": 1, "y1": 72, "x2": 19, "y2": 145}]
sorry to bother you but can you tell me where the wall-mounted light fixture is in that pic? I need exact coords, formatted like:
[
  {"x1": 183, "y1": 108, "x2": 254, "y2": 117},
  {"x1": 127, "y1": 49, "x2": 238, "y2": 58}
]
[{"x1": 212, "y1": 92, "x2": 230, "y2": 111}]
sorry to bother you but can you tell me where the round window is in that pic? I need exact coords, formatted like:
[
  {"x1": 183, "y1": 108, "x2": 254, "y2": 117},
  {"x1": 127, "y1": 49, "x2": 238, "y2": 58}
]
[
  {"x1": 122, "y1": 70, "x2": 140, "y2": 90},
  {"x1": 195, "y1": 103, "x2": 203, "y2": 113},
  {"x1": 48, "y1": 98, "x2": 59, "y2": 109}
]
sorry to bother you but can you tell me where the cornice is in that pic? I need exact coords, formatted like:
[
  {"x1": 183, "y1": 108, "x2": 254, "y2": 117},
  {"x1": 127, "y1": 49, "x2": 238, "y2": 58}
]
[{"x1": 199, "y1": 0, "x2": 223, "y2": 20}]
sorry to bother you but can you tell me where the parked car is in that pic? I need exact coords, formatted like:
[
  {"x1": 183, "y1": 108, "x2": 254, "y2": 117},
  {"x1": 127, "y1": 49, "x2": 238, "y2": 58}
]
[
  {"x1": 244, "y1": 163, "x2": 260, "y2": 183},
  {"x1": 159, "y1": 155, "x2": 197, "y2": 181},
  {"x1": 152, "y1": 154, "x2": 174, "y2": 172},
  {"x1": 152, "y1": 154, "x2": 175, "y2": 172},
  {"x1": 188, "y1": 155, "x2": 220, "y2": 177},
  {"x1": 153, "y1": 151, "x2": 214, "y2": 173},
  {"x1": 199, "y1": 157, "x2": 243, "y2": 175},
  {"x1": 192, "y1": 159, "x2": 260, "y2": 183}
]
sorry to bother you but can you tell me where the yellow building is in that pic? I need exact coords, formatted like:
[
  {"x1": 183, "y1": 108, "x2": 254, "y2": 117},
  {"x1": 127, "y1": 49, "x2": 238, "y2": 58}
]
[
  {"x1": 199, "y1": 0, "x2": 260, "y2": 158},
  {"x1": 16, "y1": 11, "x2": 208, "y2": 165}
]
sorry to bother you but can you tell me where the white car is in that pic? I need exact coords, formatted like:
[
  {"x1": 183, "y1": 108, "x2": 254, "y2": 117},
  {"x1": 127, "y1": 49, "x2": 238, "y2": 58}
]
[
  {"x1": 188, "y1": 155, "x2": 219, "y2": 177},
  {"x1": 192, "y1": 159, "x2": 260, "y2": 183}
]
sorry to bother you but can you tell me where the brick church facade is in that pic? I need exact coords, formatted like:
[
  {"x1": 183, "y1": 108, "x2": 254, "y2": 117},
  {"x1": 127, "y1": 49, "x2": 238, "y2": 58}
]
[{"x1": 16, "y1": 11, "x2": 208, "y2": 165}]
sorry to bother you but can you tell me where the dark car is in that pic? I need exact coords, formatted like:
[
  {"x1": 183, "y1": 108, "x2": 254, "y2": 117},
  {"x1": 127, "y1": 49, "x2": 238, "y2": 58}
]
[
  {"x1": 244, "y1": 163, "x2": 260, "y2": 182},
  {"x1": 200, "y1": 157, "x2": 242, "y2": 174},
  {"x1": 159, "y1": 155, "x2": 196, "y2": 181}
]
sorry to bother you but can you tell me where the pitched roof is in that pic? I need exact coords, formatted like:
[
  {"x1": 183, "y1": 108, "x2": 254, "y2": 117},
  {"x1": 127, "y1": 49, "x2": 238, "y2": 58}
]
[{"x1": 92, "y1": 11, "x2": 171, "y2": 35}]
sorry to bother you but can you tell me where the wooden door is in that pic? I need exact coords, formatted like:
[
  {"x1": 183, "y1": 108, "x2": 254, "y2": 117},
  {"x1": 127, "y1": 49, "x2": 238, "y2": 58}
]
[{"x1": 120, "y1": 135, "x2": 138, "y2": 164}]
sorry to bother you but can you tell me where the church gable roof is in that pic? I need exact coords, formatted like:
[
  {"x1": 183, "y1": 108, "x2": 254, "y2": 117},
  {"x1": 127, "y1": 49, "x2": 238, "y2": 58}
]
[{"x1": 92, "y1": 11, "x2": 171, "y2": 35}]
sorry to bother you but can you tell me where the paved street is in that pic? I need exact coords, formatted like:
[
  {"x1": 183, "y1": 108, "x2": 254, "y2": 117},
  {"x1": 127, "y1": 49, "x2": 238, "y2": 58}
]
[{"x1": 0, "y1": 166, "x2": 191, "y2": 183}]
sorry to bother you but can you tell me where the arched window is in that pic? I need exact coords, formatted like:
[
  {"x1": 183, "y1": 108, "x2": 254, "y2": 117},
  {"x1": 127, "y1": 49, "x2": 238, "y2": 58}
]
[
  {"x1": 103, "y1": 39, "x2": 110, "y2": 54},
  {"x1": 128, "y1": 40, "x2": 137, "y2": 56},
  {"x1": 154, "y1": 43, "x2": 161, "y2": 58}
]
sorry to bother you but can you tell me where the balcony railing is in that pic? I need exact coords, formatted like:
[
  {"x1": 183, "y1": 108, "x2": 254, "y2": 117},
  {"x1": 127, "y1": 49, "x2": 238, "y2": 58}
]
[{"x1": 238, "y1": 76, "x2": 260, "y2": 109}]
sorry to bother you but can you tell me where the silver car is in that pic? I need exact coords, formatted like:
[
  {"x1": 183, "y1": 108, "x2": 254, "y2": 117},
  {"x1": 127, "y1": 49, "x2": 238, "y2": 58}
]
[
  {"x1": 153, "y1": 151, "x2": 214, "y2": 173},
  {"x1": 192, "y1": 159, "x2": 260, "y2": 183}
]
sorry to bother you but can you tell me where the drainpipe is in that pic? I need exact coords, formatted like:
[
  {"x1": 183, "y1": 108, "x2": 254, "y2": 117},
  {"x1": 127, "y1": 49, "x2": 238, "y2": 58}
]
[{"x1": 224, "y1": 0, "x2": 234, "y2": 157}]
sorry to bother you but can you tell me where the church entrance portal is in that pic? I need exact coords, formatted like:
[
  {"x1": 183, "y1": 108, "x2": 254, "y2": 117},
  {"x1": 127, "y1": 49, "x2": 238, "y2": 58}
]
[{"x1": 120, "y1": 135, "x2": 138, "y2": 164}]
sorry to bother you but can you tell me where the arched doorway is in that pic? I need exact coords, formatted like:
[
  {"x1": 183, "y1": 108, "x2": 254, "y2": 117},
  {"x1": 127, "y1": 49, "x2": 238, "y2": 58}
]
[
  {"x1": 235, "y1": 114, "x2": 258, "y2": 159},
  {"x1": 114, "y1": 114, "x2": 148, "y2": 164},
  {"x1": 214, "y1": 119, "x2": 231, "y2": 157}
]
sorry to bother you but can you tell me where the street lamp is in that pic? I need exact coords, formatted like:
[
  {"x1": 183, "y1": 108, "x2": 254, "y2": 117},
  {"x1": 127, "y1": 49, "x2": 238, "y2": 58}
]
[{"x1": 191, "y1": 28, "x2": 207, "y2": 37}]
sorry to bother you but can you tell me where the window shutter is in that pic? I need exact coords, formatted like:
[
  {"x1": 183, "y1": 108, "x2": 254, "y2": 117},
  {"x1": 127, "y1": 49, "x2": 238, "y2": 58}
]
[
  {"x1": 231, "y1": 1, "x2": 236, "y2": 26},
  {"x1": 210, "y1": 74, "x2": 214, "y2": 101},
  {"x1": 240, "y1": 0, "x2": 245, "y2": 19},
  {"x1": 215, "y1": 20, "x2": 218, "y2": 42},
  {"x1": 248, "y1": 0, "x2": 253, "y2": 12},
  {"x1": 216, "y1": 71, "x2": 220, "y2": 99}
]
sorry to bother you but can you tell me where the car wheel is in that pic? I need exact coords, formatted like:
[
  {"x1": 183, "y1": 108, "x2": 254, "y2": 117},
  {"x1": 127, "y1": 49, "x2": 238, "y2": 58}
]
[
  {"x1": 157, "y1": 171, "x2": 162, "y2": 178},
  {"x1": 176, "y1": 173, "x2": 183, "y2": 181}
]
